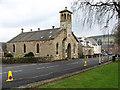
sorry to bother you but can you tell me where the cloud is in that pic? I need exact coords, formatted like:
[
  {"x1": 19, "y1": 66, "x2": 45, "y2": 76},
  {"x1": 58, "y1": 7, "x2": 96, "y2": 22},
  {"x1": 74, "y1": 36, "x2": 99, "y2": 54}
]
[
  {"x1": 0, "y1": 0, "x2": 114, "y2": 42},
  {"x1": 0, "y1": 0, "x2": 72, "y2": 28},
  {"x1": 0, "y1": 0, "x2": 73, "y2": 42}
]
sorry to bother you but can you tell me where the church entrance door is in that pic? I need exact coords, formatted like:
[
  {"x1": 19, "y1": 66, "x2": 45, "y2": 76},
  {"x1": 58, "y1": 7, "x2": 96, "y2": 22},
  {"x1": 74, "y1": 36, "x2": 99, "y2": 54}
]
[{"x1": 67, "y1": 43, "x2": 71, "y2": 59}]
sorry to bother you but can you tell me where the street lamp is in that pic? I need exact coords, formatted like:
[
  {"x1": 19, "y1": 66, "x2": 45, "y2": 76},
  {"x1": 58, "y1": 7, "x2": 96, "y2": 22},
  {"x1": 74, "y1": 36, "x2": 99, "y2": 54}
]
[
  {"x1": 104, "y1": 24, "x2": 110, "y2": 60},
  {"x1": 98, "y1": 39, "x2": 102, "y2": 65}
]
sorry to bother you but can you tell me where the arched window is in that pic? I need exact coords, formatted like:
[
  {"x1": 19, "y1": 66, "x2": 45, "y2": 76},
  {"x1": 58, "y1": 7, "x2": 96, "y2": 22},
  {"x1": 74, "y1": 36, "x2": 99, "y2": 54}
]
[
  {"x1": 73, "y1": 44, "x2": 75, "y2": 54},
  {"x1": 64, "y1": 14, "x2": 66, "y2": 20},
  {"x1": 67, "y1": 14, "x2": 69, "y2": 20},
  {"x1": 70, "y1": 15, "x2": 71, "y2": 21},
  {"x1": 13, "y1": 44, "x2": 15, "y2": 53},
  {"x1": 56, "y1": 43, "x2": 59, "y2": 55},
  {"x1": 24, "y1": 44, "x2": 26, "y2": 53},
  {"x1": 61, "y1": 14, "x2": 64, "y2": 21},
  {"x1": 36, "y1": 43, "x2": 39, "y2": 53}
]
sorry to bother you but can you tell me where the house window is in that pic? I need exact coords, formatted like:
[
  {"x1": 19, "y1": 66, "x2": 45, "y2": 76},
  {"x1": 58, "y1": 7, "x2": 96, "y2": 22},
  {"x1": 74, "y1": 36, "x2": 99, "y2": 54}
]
[
  {"x1": 36, "y1": 43, "x2": 39, "y2": 54},
  {"x1": 56, "y1": 43, "x2": 59, "y2": 55},
  {"x1": 24, "y1": 44, "x2": 26, "y2": 53},
  {"x1": 13, "y1": 44, "x2": 15, "y2": 53},
  {"x1": 73, "y1": 44, "x2": 75, "y2": 54}
]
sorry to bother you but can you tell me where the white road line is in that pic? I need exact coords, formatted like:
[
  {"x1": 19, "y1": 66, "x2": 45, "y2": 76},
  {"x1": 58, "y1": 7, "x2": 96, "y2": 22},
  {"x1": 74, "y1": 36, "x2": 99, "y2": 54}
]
[
  {"x1": 13, "y1": 70, "x2": 22, "y2": 73},
  {"x1": 5, "y1": 64, "x2": 37, "y2": 69},
  {"x1": 36, "y1": 67, "x2": 45, "y2": 70},
  {"x1": 66, "y1": 63, "x2": 71, "y2": 65},
  {"x1": 71, "y1": 62, "x2": 79, "y2": 64},
  {"x1": 0, "y1": 70, "x2": 22, "y2": 75},
  {"x1": 46, "y1": 65, "x2": 59, "y2": 68}
]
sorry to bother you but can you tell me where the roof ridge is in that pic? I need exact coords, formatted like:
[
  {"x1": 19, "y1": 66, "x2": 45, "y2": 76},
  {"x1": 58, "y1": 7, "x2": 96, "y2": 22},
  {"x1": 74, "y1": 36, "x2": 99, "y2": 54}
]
[{"x1": 23, "y1": 28, "x2": 60, "y2": 34}]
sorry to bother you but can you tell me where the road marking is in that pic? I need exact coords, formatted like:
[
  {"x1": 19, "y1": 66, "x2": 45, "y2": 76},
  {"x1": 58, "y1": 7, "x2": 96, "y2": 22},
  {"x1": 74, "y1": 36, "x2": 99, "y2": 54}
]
[
  {"x1": 71, "y1": 62, "x2": 79, "y2": 64},
  {"x1": 13, "y1": 70, "x2": 22, "y2": 73},
  {"x1": 36, "y1": 67, "x2": 45, "y2": 70},
  {"x1": 66, "y1": 63, "x2": 71, "y2": 65},
  {"x1": 32, "y1": 72, "x2": 53, "y2": 79},
  {"x1": 0, "y1": 72, "x2": 7, "y2": 75},
  {"x1": 0, "y1": 70, "x2": 22, "y2": 75},
  {"x1": 5, "y1": 64, "x2": 37, "y2": 69},
  {"x1": 46, "y1": 65, "x2": 59, "y2": 68}
]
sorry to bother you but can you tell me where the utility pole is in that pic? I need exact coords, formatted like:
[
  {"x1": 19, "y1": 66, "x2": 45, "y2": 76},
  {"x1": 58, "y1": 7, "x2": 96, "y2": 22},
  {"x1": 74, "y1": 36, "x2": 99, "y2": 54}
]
[
  {"x1": 98, "y1": 40, "x2": 102, "y2": 65},
  {"x1": 108, "y1": 28, "x2": 109, "y2": 60},
  {"x1": 104, "y1": 22, "x2": 109, "y2": 60}
]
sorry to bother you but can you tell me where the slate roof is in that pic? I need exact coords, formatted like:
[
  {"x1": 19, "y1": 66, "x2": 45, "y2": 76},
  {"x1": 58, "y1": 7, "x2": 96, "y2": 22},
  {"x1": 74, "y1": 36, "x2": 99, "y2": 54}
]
[
  {"x1": 8, "y1": 28, "x2": 62, "y2": 43},
  {"x1": 87, "y1": 38, "x2": 98, "y2": 46}
]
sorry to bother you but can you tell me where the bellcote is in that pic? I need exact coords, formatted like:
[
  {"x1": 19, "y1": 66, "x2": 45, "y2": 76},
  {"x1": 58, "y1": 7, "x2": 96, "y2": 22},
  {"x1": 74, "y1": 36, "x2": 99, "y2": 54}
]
[{"x1": 59, "y1": 7, "x2": 72, "y2": 22}]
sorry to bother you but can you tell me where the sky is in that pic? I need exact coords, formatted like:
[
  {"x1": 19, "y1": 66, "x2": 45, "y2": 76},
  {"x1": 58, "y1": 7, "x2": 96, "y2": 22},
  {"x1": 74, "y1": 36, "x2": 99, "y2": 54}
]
[{"x1": 0, "y1": 0, "x2": 116, "y2": 42}]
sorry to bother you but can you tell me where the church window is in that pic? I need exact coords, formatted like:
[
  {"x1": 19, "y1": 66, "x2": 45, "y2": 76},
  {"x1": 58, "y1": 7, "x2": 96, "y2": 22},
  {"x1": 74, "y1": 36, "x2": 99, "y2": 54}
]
[
  {"x1": 24, "y1": 44, "x2": 26, "y2": 53},
  {"x1": 67, "y1": 14, "x2": 69, "y2": 19},
  {"x1": 64, "y1": 14, "x2": 66, "y2": 20},
  {"x1": 56, "y1": 43, "x2": 59, "y2": 55},
  {"x1": 13, "y1": 44, "x2": 15, "y2": 53},
  {"x1": 73, "y1": 44, "x2": 75, "y2": 54},
  {"x1": 70, "y1": 15, "x2": 71, "y2": 21},
  {"x1": 36, "y1": 43, "x2": 39, "y2": 54},
  {"x1": 61, "y1": 14, "x2": 64, "y2": 21}
]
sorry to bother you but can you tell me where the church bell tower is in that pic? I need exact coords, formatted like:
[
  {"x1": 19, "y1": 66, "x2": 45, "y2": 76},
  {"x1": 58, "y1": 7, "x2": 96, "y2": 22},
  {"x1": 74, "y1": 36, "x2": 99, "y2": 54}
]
[{"x1": 59, "y1": 7, "x2": 72, "y2": 37}]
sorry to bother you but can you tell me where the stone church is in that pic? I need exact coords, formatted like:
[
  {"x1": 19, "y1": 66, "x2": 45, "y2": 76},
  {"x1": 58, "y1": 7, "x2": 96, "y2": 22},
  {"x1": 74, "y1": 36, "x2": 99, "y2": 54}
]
[{"x1": 7, "y1": 7, "x2": 78, "y2": 60}]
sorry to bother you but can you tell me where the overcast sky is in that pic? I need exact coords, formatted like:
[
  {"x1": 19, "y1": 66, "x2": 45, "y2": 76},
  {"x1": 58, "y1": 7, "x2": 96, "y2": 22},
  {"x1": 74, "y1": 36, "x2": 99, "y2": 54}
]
[{"x1": 0, "y1": 0, "x2": 115, "y2": 42}]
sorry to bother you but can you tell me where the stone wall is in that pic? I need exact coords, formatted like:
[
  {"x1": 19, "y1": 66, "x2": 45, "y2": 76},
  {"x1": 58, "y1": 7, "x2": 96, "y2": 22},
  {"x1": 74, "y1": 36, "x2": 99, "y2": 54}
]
[
  {"x1": 7, "y1": 40, "x2": 54, "y2": 58},
  {"x1": 2, "y1": 56, "x2": 53, "y2": 64},
  {"x1": 7, "y1": 30, "x2": 78, "y2": 61}
]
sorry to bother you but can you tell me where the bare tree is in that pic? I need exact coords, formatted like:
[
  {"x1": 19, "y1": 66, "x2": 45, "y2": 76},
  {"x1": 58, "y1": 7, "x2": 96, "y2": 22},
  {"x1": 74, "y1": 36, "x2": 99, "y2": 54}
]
[{"x1": 71, "y1": 0, "x2": 120, "y2": 45}]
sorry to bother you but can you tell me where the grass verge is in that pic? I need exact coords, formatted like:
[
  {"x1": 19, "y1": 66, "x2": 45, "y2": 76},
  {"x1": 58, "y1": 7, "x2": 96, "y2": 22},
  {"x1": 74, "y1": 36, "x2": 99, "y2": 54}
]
[{"x1": 44, "y1": 61, "x2": 118, "y2": 88}]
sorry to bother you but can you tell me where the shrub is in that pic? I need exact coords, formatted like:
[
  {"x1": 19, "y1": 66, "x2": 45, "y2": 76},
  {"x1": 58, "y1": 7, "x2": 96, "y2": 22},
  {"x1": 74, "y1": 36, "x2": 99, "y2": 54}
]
[
  {"x1": 24, "y1": 52, "x2": 34, "y2": 57},
  {"x1": 15, "y1": 54, "x2": 24, "y2": 58},
  {"x1": 5, "y1": 53, "x2": 13, "y2": 57}
]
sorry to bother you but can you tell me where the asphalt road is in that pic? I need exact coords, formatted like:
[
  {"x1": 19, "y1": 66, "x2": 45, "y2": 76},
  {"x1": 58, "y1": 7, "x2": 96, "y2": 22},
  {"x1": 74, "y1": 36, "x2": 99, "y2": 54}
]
[{"x1": 2, "y1": 56, "x2": 112, "y2": 88}]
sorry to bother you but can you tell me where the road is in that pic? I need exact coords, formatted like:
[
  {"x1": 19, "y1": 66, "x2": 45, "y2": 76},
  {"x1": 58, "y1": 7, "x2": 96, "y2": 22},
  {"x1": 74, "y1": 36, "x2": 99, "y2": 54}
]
[{"x1": 2, "y1": 56, "x2": 112, "y2": 88}]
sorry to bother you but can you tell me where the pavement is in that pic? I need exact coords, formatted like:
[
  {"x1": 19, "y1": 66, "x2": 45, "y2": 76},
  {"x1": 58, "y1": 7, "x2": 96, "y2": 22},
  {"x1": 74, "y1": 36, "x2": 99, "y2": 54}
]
[{"x1": 2, "y1": 56, "x2": 112, "y2": 88}]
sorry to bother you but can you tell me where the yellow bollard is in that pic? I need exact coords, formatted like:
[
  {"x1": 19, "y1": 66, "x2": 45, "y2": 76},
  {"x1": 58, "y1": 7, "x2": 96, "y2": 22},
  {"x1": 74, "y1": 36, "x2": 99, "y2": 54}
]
[
  {"x1": 102, "y1": 58, "x2": 104, "y2": 62},
  {"x1": 96, "y1": 55, "x2": 98, "y2": 58},
  {"x1": 92, "y1": 56, "x2": 93, "y2": 59},
  {"x1": 109, "y1": 57, "x2": 110, "y2": 60},
  {"x1": 84, "y1": 61, "x2": 87, "y2": 66},
  {"x1": 6, "y1": 71, "x2": 13, "y2": 82},
  {"x1": 87, "y1": 56, "x2": 88, "y2": 59},
  {"x1": 117, "y1": 55, "x2": 119, "y2": 59}
]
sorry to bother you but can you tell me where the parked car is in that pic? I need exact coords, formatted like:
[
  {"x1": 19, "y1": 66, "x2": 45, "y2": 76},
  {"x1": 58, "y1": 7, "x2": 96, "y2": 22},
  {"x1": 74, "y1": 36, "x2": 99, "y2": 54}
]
[{"x1": 102, "y1": 52, "x2": 108, "y2": 56}]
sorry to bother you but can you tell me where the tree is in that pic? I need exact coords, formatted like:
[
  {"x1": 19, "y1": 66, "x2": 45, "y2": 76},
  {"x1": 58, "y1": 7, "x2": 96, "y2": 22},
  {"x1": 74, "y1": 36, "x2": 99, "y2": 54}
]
[{"x1": 71, "y1": 0, "x2": 120, "y2": 46}]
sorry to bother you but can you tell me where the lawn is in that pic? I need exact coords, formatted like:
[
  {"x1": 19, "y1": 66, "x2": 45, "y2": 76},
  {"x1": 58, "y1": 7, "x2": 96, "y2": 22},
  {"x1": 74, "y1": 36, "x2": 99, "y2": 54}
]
[{"x1": 44, "y1": 61, "x2": 119, "y2": 88}]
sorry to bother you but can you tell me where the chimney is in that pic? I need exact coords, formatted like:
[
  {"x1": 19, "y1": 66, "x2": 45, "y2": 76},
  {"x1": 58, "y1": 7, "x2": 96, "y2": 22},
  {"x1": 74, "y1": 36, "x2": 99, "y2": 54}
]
[
  {"x1": 21, "y1": 28, "x2": 24, "y2": 33},
  {"x1": 30, "y1": 29, "x2": 32, "y2": 32},
  {"x1": 65, "y1": 7, "x2": 67, "y2": 10},
  {"x1": 52, "y1": 26, "x2": 55, "y2": 29},
  {"x1": 38, "y1": 28, "x2": 40, "y2": 31}
]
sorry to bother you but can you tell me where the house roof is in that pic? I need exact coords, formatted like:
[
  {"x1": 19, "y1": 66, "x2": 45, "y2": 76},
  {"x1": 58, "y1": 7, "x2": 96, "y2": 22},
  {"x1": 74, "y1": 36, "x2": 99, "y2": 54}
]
[
  {"x1": 87, "y1": 38, "x2": 98, "y2": 46},
  {"x1": 8, "y1": 28, "x2": 62, "y2": 43}
]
